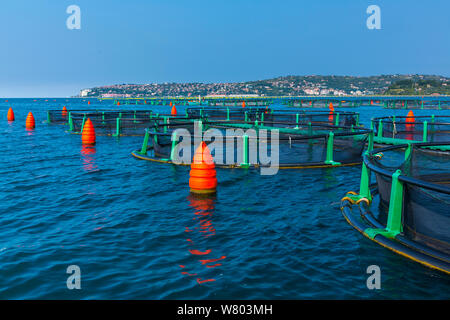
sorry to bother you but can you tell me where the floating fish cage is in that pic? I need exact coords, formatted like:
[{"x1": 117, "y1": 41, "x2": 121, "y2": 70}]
[
  {"x1": 382, "y1": 100, "x2": 450, "y2": 110},
  {"x1": 67, "y1": 110, "x2": 182, "y2": 136},
  {"x1": 186, "y1": 107, "x2": 360, "y2": 127},
  {"x1": 372, "y1": 115, "x2": 450, "y2": 145},
  {"x1": 46, "y1": 109, "x2": 90, "y2": 124},
  {"x1": 341, "y1": 142, "x2": 450, "y2": 274},
  {"x1": 132, "y1": 119, "x2": 372, "y2": 169}
]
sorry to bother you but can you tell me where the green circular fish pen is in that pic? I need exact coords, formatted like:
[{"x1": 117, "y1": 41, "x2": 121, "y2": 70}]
[
  {"x1": 372, "y1": 115, "x2": 450, "y2": 145},
  {"x1": 132, "y1": 108, "x2": 371, "y2": 169},
  {"x1": 341, "y1": 142, "x2": 450, "y2": 274}
]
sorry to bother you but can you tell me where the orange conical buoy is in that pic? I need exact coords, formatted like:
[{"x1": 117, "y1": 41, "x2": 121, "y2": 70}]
[
  {"x1": 171, "y1": 104, "x2": 177, "y2": 116},
  {"x1": 242, "y1": 101, "x2": 246, "y2": 108},
  {"x1": 189, "y1": 142, "x2": 217, "y2": 194},
  {"x1": 117, "y1": 101, "x2": 120, "y2": 106},
  {"x1": 88, "y1": 101, "x2": 91, "y2": 105},
  {"x1": 405, "y1": 110, "x2": 415, "y2": 123},
  {"x1": 62, "y1": 106, "x2": 68, "y2": 118},
  {"x1": 82, "y1": 118, "x2": 96, "y2": 145},
  {"x1": 170, "y1": 101, "x2": 173, "y2": 107},
  {"x1": 405, "y1": 110, "x2": 415, "y2": 140},
  {"x1": 328, "y1": 102, "x2": 334, "y2": 112},
  {"x1": 7, "y1": 107, "x2": 15, "y2": 121},
  {"x1": 25, "y1": 112, "x2": 35, "y2": 129}
]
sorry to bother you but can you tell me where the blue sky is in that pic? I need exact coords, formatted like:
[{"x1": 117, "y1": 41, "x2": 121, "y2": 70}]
[{"x1": 0, "y1": 0, "x2": 449, "y2": 97}]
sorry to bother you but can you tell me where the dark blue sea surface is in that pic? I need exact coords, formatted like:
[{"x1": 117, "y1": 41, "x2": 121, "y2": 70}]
[{"x1": 0, "y1": 99, "x2": 449, "y2": 299}]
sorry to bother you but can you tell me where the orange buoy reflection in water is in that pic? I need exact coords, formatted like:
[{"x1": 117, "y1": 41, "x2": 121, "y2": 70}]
[
  {"x1": 80, "y1": 145, "x2": 98, "y2": 172},
  {"x1": 180, "y1": 194, "x2": 226, "y2": 285}
]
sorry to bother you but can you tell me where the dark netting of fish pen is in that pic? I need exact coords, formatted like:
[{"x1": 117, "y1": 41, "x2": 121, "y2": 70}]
[
  {"x1": 67, "y1": 110, "x2": 183, "y2": 136},
  {"x1": 366, "y1": 143, "x2": 450, "y2": 256},
  {"x1": 372, "y1": 115, "x2": 450, "y2": 143},
  {"x1": 186, "y1": 107, "x2": 360, "y2": 128},
  {"x1": 133, "y1": 119, "x2": 371, "y2": 168},
  {"x1": 186, "y1": 107, "x2": 270, "y2": 122},
  {"x1": 47, "y1": 109, "x2": 87, "y2": 124},
  {"x1": 340, "y1": 142, "x2": 450, "y2": 273}
]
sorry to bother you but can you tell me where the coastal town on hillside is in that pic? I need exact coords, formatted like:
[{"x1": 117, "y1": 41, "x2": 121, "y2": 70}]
[{"x1": 79, "y1": 74, "x2": 450, "y2": 98}]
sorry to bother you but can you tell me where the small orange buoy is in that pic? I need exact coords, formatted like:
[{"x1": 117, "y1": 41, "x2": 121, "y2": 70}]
[
  {"x1": 328, "y1": 102, "x2": 334, "y2": 112},
  {"x1": 62, "y1": 106, "x2": 68, "y2": 117},
  {"x1": 189, "y1": 142, "x2": 217, "y2": 194},
  {"x1": 25, "y1": 112, "x2": 35, "y2": 129},
  {"x1": 88, "y1": 101, "x2": 91, "y2": 105},
  {"x1": 242, "y1": 101, "x2": 246, "y2": 108},
  {"x1": 405, "y1": 110, "x2": 415, "y2": 140},
  {"x1": 7, "y1": 107, "x2": 15, "y2": 121},
  {"x1": 405, "y1": 110, "x2": 415, "y2": 123},
  {"x1": 82, "y1": 118, "x2": 96, "y2": 145},
  {"x1": 171, "y1": 104, "x2": 177, "y2": 116},
  {"x1": 117, "y1": 101, "x2": 120, "y2": 106}
]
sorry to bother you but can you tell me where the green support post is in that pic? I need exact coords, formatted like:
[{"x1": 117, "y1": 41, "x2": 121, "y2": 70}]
[
  {"x1": 139, "y1": 130, "x2": 150, "y2": 155},
  {"x1": 422, "y1": 120, "x2": 428, "y2": 142},
  {"x1": 334, "y1": 112, "x2": 340, "y2": 126},
  {"x1": 113, "y1": 117, "x2": 121, "y2": 137},
  {"x1": 365, "y1": 169, "x2": 404, "y2": 239},
  {"x1": 227, "y1": 108, "x2": 230, "y2": 121},
  {"x1": 170, "y1": 131, "x2": 178, "y2": 161},
  {"x1": 47, "y1": 111, "x2": 51, "y2": 124},
  {"x1": 368, "y1": 130, "x2": 374, "y2": 152},
  {"x1": 325, "y1": 132, "x2": 341, "y2": 165},
  {"x1": 240, "y1": 134, "x2": 250, "y2": 168},
  {"x1": 377, "y1": 119, "x2": 383, "y2": 138},
  {"x1": 295, "y1": 113, "x2": 299, "y2": 129},
  {"x1": 359, "y1": 151, "x2": 372, "y2": 201},
  {"x1": 163, "y1": 117, "x2": 168, "y2": 133},
  {"x1": 81, "y1": 115, "x2": 86, "y2": 133},
  {"x1": 68, "y1": 112, "x2": 73, "y2": 131}
]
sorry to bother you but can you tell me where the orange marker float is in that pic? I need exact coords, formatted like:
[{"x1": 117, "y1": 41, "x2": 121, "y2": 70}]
[
  {"x1": 81, "y1": 118, "x2": 96, "y2": 145},
  {"x1": 328, "y1": 102, "x2": 334, "y2": 124},
  {"x1": 405, "y1": 110, "x2": 415, "y2": 140},
  {"x1": 189, "y1": 142, "x2": 217, "y2": 194},
  {"x1": 25, "y1": 112, "x2": 35, "y2": 129},
  {"x1": 62, "y1": 106, "x2": 68, "y2": 118},
  {"x1": 7, "y1": 107, "x2": 14, "y2": 121},
  {"x1": 405, "y1": 110, "x2": 415, "y2": 123},
  {"x1": 242, "y1": 101, "x2": 246, "y2": 108},
  {"x1": 171, "y1": 104, "x2": 177, "y2": 116}
]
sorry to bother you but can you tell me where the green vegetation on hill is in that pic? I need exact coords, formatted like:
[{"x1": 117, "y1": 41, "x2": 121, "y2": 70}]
[{"x1": 384, "y1": 79, "x2": 450, "y2": 95}]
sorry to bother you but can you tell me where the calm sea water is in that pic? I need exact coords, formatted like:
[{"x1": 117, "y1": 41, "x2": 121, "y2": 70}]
[{"x1": 0, "y1": 99, "x2": 449, "y2": 299}]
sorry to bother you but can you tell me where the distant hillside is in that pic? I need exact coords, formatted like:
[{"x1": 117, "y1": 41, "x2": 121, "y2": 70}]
[
  {"x1": 80, "y1": 74, "x2": 450, "y2": 97},
  {"x1": 384, "y1": 79, "x2": 450, "y2": 95}
]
